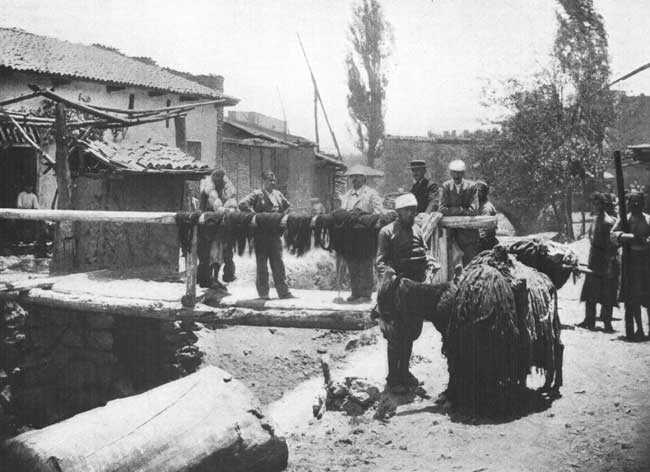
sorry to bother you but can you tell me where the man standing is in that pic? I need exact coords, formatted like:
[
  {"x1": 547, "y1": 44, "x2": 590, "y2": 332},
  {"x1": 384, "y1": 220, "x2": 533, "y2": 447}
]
[
  {"x1": 439, "y1": 160, "x2": 479, "y2": 265},
  {"x1": 340, "y1": 165, "x2": 383, "y2": 302},
  {"x1": 409, "y1": 160, "x2": 438, "y2": 213},
  {"x1": 376, "y1": 193, "x2": 434, "y2": 393},
  {"x1": 239, "y1": 171, "x2": 294, "y2": 300},
  {"x1": 197, "y1": 169, "x2": 238, "y2": 288},
  {"x1": 578, "y1": 193, "x2": 618, "y2": 332},
  {"x1": 611, "y1": 189, "x2": 650, "y2": 340},
  {"x1": 16, "y1": 183, "x2": 39, "y2": 243}
]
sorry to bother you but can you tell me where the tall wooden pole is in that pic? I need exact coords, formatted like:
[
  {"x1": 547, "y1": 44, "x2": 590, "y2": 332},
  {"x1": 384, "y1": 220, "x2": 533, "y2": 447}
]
[
  {"x1": 54, "y1": 103, "x2": 72, "y2": 209},
  {"x1": 313, "y1": 90, "x2": 320, "y2": 149}
]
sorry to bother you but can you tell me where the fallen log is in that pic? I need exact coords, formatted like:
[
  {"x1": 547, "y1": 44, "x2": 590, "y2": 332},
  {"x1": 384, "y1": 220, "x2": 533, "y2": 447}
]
[{"x1": 2, "y1": 366, "x2": 289, "y2": 472}]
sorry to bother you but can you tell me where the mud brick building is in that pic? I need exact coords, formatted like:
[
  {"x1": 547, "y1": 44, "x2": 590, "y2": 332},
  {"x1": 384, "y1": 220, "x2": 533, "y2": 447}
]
[
  {"x1": 0, "y1": 27, "x2": 236, "y2": 211},
  {"x1": 222, "y1": 111, "x2": 345, "y2": 213},
  {"x1": 377, "y1": 134, "x2": 477, "y2": 195}
]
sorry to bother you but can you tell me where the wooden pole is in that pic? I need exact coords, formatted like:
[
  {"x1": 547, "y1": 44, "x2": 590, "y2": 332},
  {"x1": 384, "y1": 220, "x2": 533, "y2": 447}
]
[
  {"x1": 182, "y1": 225, "x2": 199, "y2": 307},
  {"x1": 54, "y1": 103, "x2": 72, "y2": 209},
  {"x1": 314, "y1": 89, "x2": 320, "y2": 149}
]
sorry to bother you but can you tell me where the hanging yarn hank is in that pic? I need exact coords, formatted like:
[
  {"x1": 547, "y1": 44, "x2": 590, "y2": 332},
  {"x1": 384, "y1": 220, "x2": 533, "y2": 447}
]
[
  {"x1": 175, "y1": 211, "x2": 201, "y2": 256},
  {"x1": 284, "y1": 215, "x2": 313, "y2": 256}
]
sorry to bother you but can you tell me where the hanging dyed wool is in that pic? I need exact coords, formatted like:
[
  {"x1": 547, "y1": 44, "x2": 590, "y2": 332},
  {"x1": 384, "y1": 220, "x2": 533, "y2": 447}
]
[
  {"x1": 444, "y1": 245, "x2": 564, "y2": 417},
  {"x1": 284, "y1": 215, "x2": 313, "y2": 256},
  {"x1": 315, "y1": 210, "x2": 396, "y2": 260},
  {"x1": 222, "y1": 211, "x2": 255, "y2": 256},
  {"x1": 175, "y1": 211, "x2": 201, "y2": 255}
]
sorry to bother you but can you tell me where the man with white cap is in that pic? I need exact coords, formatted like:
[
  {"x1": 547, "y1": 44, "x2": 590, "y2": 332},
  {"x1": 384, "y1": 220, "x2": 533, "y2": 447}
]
[
  {"x1": 439, "y1": 159, "x2": 480, "y2": 265},
  {"x1": 339, "y1": 164, "x2": 383, "y2": 302},
  {"x1": 376, "y1": 192, "x2": 434, "y2": 392}
]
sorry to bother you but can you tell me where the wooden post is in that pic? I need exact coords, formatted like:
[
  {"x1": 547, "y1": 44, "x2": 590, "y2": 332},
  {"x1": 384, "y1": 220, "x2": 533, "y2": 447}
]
[
  {"x1": 54, "y1": 103, "x2": 72, "y2": 209},
  {"x1": 174, "y1": 116, "x2": 186, "y2": 151},
  {"x1": 182, "y1": 224, "x2": 198, "y2": 307},
  {"x1": 51, "y1": 103, "x2": 75, "y2": 274}
]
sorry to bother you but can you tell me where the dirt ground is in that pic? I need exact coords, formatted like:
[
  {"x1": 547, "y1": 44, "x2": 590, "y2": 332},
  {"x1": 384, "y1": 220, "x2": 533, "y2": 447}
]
[{"x1": 196, "y1": 238, "x2": 650, "y2": 472}]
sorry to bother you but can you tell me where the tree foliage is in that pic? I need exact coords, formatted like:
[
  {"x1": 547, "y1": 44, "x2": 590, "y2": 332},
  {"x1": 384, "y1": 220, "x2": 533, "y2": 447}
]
[
  {"x1": 345, "y1": 0, "x2": 392, "y2": 167},
  {"x1": 475, "y1": 0, "x2": 613, "y2": 237}
]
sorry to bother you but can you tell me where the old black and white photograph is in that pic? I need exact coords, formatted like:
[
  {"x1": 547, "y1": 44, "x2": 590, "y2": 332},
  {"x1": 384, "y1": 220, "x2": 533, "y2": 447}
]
[{"x1": 0, "y1": 0, "x2": 649, "y2": 470}]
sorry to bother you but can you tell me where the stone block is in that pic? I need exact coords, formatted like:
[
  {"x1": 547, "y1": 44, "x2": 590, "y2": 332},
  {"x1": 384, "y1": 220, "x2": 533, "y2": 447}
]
[
  {"x1": 61, "y1": 328, "x2": 84, "y2": 348},
  {"x1": 86, "y1": 313, "x2": 114, "y2": 330},
  {"x1": 60, "y1": 360, "x2": 97, "y2": 390},
  {"x1": 86, "y1": 330, "x2": 113, "y2": 352}
]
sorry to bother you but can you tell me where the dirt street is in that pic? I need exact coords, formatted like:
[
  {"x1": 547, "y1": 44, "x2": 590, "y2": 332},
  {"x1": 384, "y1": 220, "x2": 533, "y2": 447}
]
[{"x1": 197, "y1": 239, "x2": 650, "y2": 472}]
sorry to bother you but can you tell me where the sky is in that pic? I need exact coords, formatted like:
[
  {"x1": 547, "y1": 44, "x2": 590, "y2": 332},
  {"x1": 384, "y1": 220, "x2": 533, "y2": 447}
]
[{"x1": 3, "y1": 0, "x2": 650, "y2": 155}]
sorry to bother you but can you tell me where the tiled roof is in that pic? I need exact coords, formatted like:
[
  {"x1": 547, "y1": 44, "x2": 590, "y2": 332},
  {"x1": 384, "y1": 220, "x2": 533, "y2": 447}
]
[
  {"x1": 76, "y1": 139, "x2": 210, "y2": 174},
  {"x1": 224, "y1": 118, "x2": 315, "y2": 147},
  {"x1": 0, "y1": 28, "x2": 224, "y2": 98}
]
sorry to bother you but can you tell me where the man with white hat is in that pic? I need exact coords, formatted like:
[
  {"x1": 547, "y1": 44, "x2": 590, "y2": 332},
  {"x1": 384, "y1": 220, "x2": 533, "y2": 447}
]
[
  {"x1": 339, "y1": 164, "x2": 383, "y2": 302},
  {"x1": 439, "y1": 159, "x2": 480, "y2": 265},
  {"x1": 376, "y1": 192, "x2": 434, "y2": 393}
]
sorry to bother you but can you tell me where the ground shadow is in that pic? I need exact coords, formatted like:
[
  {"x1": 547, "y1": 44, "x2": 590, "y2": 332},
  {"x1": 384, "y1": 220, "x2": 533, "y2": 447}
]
[
  {"x1": 374, "y1": 386, "x2": 430, "y2": 421},
  {"x1": 614, "y1": 335, "x2": 649, "y2": 343},
  {"x1": 394, "y1": 385, "x2": 558, "y2": 426}
]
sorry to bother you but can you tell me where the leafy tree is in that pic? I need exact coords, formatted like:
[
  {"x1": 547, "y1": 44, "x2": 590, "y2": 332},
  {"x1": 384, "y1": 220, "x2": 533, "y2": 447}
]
[
  {"x1": 476, "y1": 0, "x2": 613, "y2": 237},
  {"x1": 345, "y1": 0, "x2": 392, "y2": 167}
]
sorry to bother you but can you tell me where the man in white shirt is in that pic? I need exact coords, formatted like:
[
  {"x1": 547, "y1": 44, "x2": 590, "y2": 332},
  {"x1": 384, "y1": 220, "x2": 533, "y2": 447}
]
[
  {"x1": 17, "y1": 184, "x2": 39, "y2": 209},
  {"x1": 339, "y1": 165, "x2": 383, "y2": 302},
  {"x1": 16, "y1": 183, "x2": 39, "y2": 243}
]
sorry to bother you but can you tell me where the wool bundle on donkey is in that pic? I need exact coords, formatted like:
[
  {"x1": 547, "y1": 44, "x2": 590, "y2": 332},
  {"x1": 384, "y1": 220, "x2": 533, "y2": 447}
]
[{"x1": 444, "y1": 243, "x2": 575, "y2": 416}]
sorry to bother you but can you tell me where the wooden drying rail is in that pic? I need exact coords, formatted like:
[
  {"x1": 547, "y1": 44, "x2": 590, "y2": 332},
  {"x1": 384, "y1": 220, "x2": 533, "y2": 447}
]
[
  {"x1": 0, "y1": 208, "x2": 211, "y2": 307},
  {"x1": 0, "y1": 208, "x2": 499, "y2": 304}
]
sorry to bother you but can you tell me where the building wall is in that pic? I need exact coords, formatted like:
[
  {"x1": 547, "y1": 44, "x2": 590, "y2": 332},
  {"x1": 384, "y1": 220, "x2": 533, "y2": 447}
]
[
  {"x1": 378, "y1": 136, "x2": 476, "y2": 194},
  {"x1": 0, "y1": 70, "x2": 220, "y2": 167},
  {"x1": 70, "y1": 174, "x2": 183, "y2": 272},
  {"x1": 286, "y1": 146, "x2": 315, "y2": 214}
]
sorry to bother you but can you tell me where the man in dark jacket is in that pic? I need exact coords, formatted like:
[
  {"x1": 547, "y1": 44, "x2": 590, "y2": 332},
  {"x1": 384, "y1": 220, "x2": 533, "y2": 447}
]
[
  {"x1": 239, "y1": 171, "x2": 294, "y2": 300},
  {"x1": 578, "y1": 192, "x2": 618, "y2": 332},
  {"x1": 439, "y1": 160, "x2": 479, "y2": 265},
  {"x1": 611, "y1": 189, "x2": 650, "y2": 340},
  {"x1": 409, "y1": 160, "x2": 438, "y2": 213},
  {"x1": 377, "y1": 193, "x2": 434, "y2": 393}
]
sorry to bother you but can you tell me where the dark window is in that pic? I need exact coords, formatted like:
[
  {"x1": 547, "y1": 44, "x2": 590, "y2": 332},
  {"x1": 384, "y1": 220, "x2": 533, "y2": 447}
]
[
  {"x1": 166, "y1": 99, "x2": 171, "y2": 128},
  {"x1": 186, "y1": 141, "x2": 202, "y2": 160},
  {"x1": 128, "y1": 94, "x2": 135, "y2": 110}
]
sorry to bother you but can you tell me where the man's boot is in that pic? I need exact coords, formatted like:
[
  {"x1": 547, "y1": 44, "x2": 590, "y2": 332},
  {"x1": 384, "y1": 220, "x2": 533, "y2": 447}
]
[
  {"x1": 601, "y1": 305, "x2": 614, "y2": 333},
  {"x1": 625, "y1": 304, "x2": 636, "y2": 340},
  {"x1": 401, "y1": 341, "x2": 421, "y2": 388},
  {"x1": 633, "y1": 309, "x2": 645, "y2": 340},
  {"x1": 386, "y1": 343, "x2": 405, "y2": 394},
  {"x1": 577, "y1": 302, "x2": 596, "y2": 329}
]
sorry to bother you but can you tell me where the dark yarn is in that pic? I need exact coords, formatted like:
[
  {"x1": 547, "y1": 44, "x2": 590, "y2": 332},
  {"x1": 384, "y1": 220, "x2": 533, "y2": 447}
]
[
  {"x1": 175, "y1": 211, "x2": 201, "y2": 255},
  {"x1": 223, "y1": 211, "x2": 255, "y2": 256},
  {"x1": 254, "y1": 212, "x2": 285, "y2": 234},
  {"x1": 315, "y1": 209, "x2": 396, "y2": 260},
  {"x1": 508, "y1": 239, "x2": 578, "y2": 289},
  {"x1": 284, "y1": 215, "x2": 313, "y2": 256}
]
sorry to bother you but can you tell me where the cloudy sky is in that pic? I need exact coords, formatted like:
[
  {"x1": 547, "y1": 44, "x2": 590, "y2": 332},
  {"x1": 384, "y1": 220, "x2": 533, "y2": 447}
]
[{"x1": 3, "y1": 0, "x2": 650, "y2": 155}]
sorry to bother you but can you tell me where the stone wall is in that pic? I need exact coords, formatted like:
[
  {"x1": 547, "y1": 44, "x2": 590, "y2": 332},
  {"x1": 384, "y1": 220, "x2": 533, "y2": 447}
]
[
  {"x1": 7, "y1": 304, "x2": 202, "y2": 430},
  {"x1": 378, "y1": 135, "x2": 476, "y2": 194}
]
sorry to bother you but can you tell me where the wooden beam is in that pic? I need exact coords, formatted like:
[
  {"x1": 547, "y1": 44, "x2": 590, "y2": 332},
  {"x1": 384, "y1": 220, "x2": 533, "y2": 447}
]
[
  {"x1": 0, "y1": 91, "x2": 43, "y2": 107},
  {"x1": 182, "y1": 225, "x2": 198, "y2": 307},
  {"x1": 30, "y1": 86, "x2": 131, "y2": 125},
  {"x1": 179, "y1": 95, "x2": 199, "y2": 102},
  {"x1": 106, "y1": 85, "x2": 126, "y2": 93},
  {"x1": 439, "y1": 215, "x2": 497, "y2": 229},
  {"x1": 147, "y1": 90, "x2": 165, "y2": 97},
  {"x1": 54, "y1": 103, "x2": 72, "y2": 209},
  {"x1": 0, "y1": 208, "x2": 179, "y2": 224},
  {"x1": 2, "y1": 366, "x2": 289, "y2": 472}
]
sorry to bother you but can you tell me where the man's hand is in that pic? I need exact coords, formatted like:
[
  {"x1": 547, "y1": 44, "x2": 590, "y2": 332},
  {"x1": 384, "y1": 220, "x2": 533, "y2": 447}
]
[
  {"x1": 619, "y1": 233, "x2": 635, "y2": 242},
  {"x1": 384, "y1": 267, "x2": 397, "y2": 282}
]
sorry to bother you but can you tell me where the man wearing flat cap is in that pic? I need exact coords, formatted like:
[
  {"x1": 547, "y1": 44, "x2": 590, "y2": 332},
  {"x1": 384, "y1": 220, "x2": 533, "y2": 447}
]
[
  {"x1": 439, "y1": 159, "x2": 480, "y2": 265},
  {"x1": 409, "y1": 160, "x2": 438, "y2": 213},
  {"x1": 340, "y1": 165, "x2": 384, "y2": 302}
]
